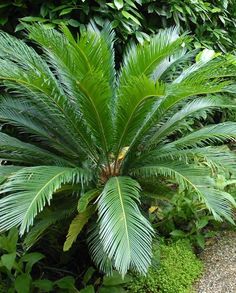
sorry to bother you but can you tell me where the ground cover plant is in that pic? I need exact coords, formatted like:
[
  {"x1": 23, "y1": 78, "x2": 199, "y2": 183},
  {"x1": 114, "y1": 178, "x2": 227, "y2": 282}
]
[
  {"x1": 0, "y1": 23, "x2": 236, "y2": 279},
  {"x1": 127, "y1": 240, "x2": 203, "y2": 293}
]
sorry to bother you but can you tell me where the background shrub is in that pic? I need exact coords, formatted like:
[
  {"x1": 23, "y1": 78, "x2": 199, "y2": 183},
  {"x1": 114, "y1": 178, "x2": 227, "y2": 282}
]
[
  {"x1": 127, "y1": 240, "x2": 203, "y2": 293},
  {"x1": 0, "y1": 0, "x2": 235, "y2": 54}
]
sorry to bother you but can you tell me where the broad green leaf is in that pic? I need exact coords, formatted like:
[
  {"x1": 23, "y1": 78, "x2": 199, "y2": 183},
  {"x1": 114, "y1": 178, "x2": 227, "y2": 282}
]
[
  {"x1": 82, "y1": 267, "x2": 96, "y2": 285},
  {"x1": 121, "y1": 11, "x2": 141, "y2": 25},
  {"x1": 54, "y1": 276, "x2": 75, "y2": 289},
  {"x1": 196, "y1": 235, "x2": 205, "y2": 249},
  {"x1": 1, "y1": 252, "x2": 16, "y2": 271},
  {"x1": 68, "y1": 19, "x2": 80, "y2": 27},
  {"x1": 7, "y1": 227, "x2": 19, "y2": 252},
  {"x1": 20, "y1": 252, "x2": 45, "y2": 274},
  {"x1": 196, "y1": 218, "x2": 209, "y2": 230},
  {"x1": 59, "y1": 8, "x2": 73, "y2": 16},
  {"x1": 170, "y1": 230, "x2": 186, "y2": 238},
  {"x1": 21, "y1": 16, "x2": 47, "y2": 23},
  {"x1": 114, "y1": 0, "x2": 123, "y2": 10},
  {"x1": 15, "y1": 274, "x2": 31, "y2": 293},
  {"x1": 33, "y1": 279, "x2": 54, "y2": 291}
]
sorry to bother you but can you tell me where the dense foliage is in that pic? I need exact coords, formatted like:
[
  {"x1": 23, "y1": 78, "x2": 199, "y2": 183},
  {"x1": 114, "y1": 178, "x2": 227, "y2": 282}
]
[
  {"x1": 0, "y1": 23, "x2": 236, "y2": 278},
  {"x1": 0, "y1": 229, "x2": 80, "y2": 293},
  {"x1": 0, "y1": 0, "x2": 236, "y2": 53},
  {"x1": 127, "y1": 240, "x2": 203, "y2": 293}
]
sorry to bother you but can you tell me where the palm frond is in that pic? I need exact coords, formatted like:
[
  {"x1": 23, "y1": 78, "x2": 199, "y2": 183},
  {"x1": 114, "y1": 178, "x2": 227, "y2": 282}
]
[
  {"x1": 131, "y1": 161, "x2": 236, "y2": 222},
  {"x1": 170, "y1": 122, "x2": 236, "y2": 148},
  {"x1": 119, "y1": 27, "x2": 188, "y2": 83},
  {"x1": 27, "y1": 24, "x2": 114, "y2": 154},
  {"x1": 173, "y1": 56, "x2": 236, "y2": 84},
  {"x1": 0, "y1": 166, "x2": 91, "y2": 235},
  {"x1": 0, "y1": 95, "x2": 81, "y2": 158},
  {"x1": 23, "y1": 205, "x2": 76, "y2": 249},
  {"x1": 114, "y1": 76, "x2": 165, "y2": 154},
  {"x1": 0, "y1": 166, "x2": 22, "y2": 184},
  {"x1": 0, "y1": 31, "x2": 97, "y2": 160},
  {"x1": 132, "y1": 145, "x2": 236, "y2": 175},
  {"x1": 127, "y1": 60, "x2": 236, "y2": 151},
  {"x1": 149, "y1": 96, "x2": 233, "y2": 146},
  {"x1": 0, "y1": 132, "x2": 73, "y2": 166},
  {"x1": 88, "y1": 223, "x2": 113, "y2": 275},
  {"x1": 96, "y1": 176, "x2": 153, "y2": 276}
]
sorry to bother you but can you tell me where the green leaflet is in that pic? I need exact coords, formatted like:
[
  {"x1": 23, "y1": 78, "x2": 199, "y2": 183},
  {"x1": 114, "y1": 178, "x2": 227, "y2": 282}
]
[
  {"x1": 63, "y1": 206, "x2": 95, "y2": 251},
  {"x1": 77, "y1": 189, "x2": 100, "y2": 213}
]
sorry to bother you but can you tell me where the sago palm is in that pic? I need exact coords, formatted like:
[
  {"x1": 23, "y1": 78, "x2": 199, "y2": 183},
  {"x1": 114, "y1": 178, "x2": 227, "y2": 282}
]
[{"x1": 0, "y1": 23, "x2": 236, "y2": 276}]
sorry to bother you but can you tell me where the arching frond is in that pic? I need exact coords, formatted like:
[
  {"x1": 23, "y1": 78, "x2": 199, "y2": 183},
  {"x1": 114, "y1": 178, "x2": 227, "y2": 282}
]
[
  {"x1": 88, "y1": 224, "x2": 113, "y2": 275},
  {"x1": 0, "y1": 166, "x2": 92, "y2": 235},
  {"x1": 0, "y1": 31, "x2": 97, "y2": 160},
  {"x1": 170, "y1": 122, "x2": 236, "y2": 148},
  {"x1": 149, "y1": 96, "x2": 231, "y2": 146},
  {"x1": 0, "y1": 132, "x2": 73, "y2": 166},
  {"x1": 0, "y1": 95, "x2": 81, "y2": 158},
  {"x1": 131, "y1": 161, "x2": 236, "y2": 223},
  {"x1": 0, "y1": 166, "x2": 22, "y2": 184},
  {"x1": 114, "y1": 76, "x2": 165, "y2": 154},
  {"x1": 132, "y1": 146, "x2": 236, "y2": 176},
  {"x1": 119, "y1": 27, "x2": 188, "y2": 82},
  {"x1": 27, "y1": 23, "x2": 115, "y2": 153},
  {"x1": 23, "y1": 205, "x2": 76, "y2": 249},
  {"x1": 97, "y1": 176, "x2": 154, "y2": 276},
  {"x1": 127, "y1": 60, "x2": 236, "y2": 151}
]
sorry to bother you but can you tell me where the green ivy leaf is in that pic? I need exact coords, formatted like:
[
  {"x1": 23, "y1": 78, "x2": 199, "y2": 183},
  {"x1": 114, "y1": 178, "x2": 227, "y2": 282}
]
[
  {"x1": 68, "y1": 19, "x2": 80, "y2": 27},
  {"x1": 20, "y1": 16, "x2": 47, "y2": 23},
  {"x1": 33, "y1": 279, "x2": 54, "y2": 291},
  {"x1": 122, "y1": 11, "x2": 141, "y2": 25},
  {"x1": 59, "y1": 8, "x2": 73, "y2": 16},
  {"x1": 54, "y1": 276, "x2": 76, "y2": 290},
  {"x1": 114, "y1": 0, "x2": 123, "y2": 10},
  {"x1": 15, "y1": 274, "x2": 31, "y2": 293},
  {"x1": 20, "y1": 252, "x2": 45, "y2": 274},
  {"x1": 170, "y1": 230, "x2": 186, "y2": 238},
  {"x1": 1, "y1": 252, "x2": 16, "y2": 271}
]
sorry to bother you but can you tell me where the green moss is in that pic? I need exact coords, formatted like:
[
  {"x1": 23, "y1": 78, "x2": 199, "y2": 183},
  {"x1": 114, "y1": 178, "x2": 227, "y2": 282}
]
[{"x1": 127, "y1": 240, "x2": 203, "y2": 293}]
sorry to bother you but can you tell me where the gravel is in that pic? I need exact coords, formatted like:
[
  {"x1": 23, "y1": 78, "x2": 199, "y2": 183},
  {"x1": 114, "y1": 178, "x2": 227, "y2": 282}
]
[{"x1": 194, "y1": 231, "x2": 236, "y2": 293}]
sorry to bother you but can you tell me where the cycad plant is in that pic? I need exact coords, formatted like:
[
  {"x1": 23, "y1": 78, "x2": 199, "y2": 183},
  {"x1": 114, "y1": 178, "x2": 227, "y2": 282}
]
[{"x1": 0, "y1": 24, "x2": 236, "y2": 276}]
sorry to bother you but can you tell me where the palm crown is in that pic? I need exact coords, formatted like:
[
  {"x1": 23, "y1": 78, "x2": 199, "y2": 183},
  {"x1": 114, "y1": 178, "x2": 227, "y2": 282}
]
[{"x1": 0, "y1": 23, "x2": 236, "y2": 276}]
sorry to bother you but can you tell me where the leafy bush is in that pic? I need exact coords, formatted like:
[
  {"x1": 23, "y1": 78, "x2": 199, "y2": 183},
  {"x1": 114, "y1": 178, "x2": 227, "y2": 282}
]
[
  {"x1": 127, "y1": 240, "x2": 203, "y2": 293},
  {"x1": 0, "y1": 24, "x2": 236, "y2": 276},
  {"x1": 148, "y1": 189, "x2": 216, "y2": 249},
  {"x1": 0, "y1": 228, "x2": 78, "y2": 293},
  {"x1": 0, "y1": 1, "x2": 236, "y2": 53}
]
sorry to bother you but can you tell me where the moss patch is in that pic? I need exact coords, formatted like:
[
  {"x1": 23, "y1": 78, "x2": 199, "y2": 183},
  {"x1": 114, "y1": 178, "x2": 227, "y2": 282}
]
[{"x1": 127, "y1": 240, "x2": 203, "y2": 293}]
